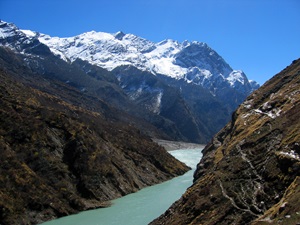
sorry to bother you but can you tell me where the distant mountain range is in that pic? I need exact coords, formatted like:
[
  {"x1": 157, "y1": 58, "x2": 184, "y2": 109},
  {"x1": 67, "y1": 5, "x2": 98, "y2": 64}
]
[
  {"x1": 0, "y1": 20, "x2": 259, "y2": 143},
  {"x1": 34, "y1": 29, "x2": 259, "y2": 92}
]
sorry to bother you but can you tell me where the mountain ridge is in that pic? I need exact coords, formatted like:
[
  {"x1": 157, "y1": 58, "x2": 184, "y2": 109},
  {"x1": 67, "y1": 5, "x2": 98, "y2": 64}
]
[
  {"x1": 0, "y1": 20, "x2": 259, "y2": 144},
  {"x1": 12, "y1": 21, "x2": 259, "y2": 95},
  {"x1": 0, "y1": 20, "x2": 259, "y2": 93}
]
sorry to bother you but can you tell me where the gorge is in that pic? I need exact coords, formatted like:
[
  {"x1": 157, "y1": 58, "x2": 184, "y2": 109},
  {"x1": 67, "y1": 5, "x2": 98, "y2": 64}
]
[{"x1": 4, "y1": 20, "x2": 297, "y2": 225}]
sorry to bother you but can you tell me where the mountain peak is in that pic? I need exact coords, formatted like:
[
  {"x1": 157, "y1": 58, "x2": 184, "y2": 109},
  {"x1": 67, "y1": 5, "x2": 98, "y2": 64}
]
[
  {"x1": 78, "y1": 30, "x2": 115, "y2": 41},
  {"x1": 114, "y1": 31, "x2": 126, "y2": 40},
  {"x1": 36, "y1": 27, "x2": 257, "y2": 94},
  {"x1": 0, "y1": 20, "x2": 259, "y2": 101},
  {"x1": 20, "y1": 29, "x2": 36, "y2": 38},
  {"x1": 0, "y1": 20, "x2": 19, "y2": 39}
]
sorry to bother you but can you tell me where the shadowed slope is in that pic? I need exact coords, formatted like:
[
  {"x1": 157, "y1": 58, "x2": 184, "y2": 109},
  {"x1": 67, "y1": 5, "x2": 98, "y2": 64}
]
[{"x1": 0, "y1": 49, "x2": 189, "y2": 225}]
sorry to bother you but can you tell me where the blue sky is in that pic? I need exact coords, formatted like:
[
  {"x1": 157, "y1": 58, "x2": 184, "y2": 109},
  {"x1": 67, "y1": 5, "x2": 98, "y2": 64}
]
[{"x1": 1, "y1": 0, "x2": 299, "y2": 85}]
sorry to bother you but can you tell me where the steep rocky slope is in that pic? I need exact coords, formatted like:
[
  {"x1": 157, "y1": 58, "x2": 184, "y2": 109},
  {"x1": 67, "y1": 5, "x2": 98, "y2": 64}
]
[
  {"x1": 151, "y1": 59, "x2": 300, "y2": 225},
  {"x1": 112, "y1": 65, "x2": 230, "y2": 143},
  {"x1": 0, "y1": 48, "x2": 190, "y2": 225}
]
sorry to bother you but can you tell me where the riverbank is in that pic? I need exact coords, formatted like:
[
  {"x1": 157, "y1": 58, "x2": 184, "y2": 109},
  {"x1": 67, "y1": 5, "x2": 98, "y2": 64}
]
[
  {"x1": 153, "y1": 139, "x2": 206, "y2": 151},
  {"x1": 40, "y1": 148, "x2": 203, "y2": 225}
]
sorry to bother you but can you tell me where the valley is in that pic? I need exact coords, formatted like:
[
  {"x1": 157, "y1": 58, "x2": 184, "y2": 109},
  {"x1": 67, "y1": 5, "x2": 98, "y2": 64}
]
[
  {"x1": 39, "y1": 148, "x2": 203, "y2": 225},
  {"x1": 1, "y1": 19, "x2": 298, "y2": 225}
]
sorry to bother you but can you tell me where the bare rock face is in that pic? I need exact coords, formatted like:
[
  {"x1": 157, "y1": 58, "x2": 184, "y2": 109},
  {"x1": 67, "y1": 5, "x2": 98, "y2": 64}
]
[{"x1": 151, "y1": 59, "x2": 300, "y2": 225}]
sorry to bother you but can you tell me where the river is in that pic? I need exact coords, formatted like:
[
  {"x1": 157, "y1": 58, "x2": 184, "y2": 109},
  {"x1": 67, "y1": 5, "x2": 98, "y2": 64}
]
[{"x1": 40, "y1": 148, "x2": 203, "y2": 225}]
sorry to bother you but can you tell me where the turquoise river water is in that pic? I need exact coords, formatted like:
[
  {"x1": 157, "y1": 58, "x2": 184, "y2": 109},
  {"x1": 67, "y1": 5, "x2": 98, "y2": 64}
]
[{"x1": 40, "y1": 148, "x2": 203, "y2": 225}]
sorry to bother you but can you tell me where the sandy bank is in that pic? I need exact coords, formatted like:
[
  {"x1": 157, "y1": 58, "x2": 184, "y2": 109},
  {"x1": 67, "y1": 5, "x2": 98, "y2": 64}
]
[{"x1": 153, "y1": 139, "x2": 205, "y2": 151}]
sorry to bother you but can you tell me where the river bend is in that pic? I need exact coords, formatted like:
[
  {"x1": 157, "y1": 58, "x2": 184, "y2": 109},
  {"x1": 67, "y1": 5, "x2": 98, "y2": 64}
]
[{"x1": 40, "y1": 148, "x2": 203, "y2": 225}]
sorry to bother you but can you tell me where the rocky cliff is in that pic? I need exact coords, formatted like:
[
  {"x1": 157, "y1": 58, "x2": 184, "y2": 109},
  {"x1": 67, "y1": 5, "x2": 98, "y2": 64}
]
[
  {"x1": 151, "y1": 59, "x2": 300, "y2": 225},
  {"x1": 0, "y1": 46, "x2": 190, "y2": 225}
]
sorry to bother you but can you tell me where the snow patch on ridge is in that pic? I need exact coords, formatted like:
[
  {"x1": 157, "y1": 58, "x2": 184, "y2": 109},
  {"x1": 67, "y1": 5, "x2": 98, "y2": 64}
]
[
  {"x1": 0, "y1": 21, "x2": 17, "y2": 39},
  {"x1": 227, "y1": 70, "x2": 245, "y2": 86},
  {"x1": 20, "y1": 29, "x2": 36, "y2": 37},
  {"x1": 153, "y1": 91, "x2": 163, "y2": 114}
]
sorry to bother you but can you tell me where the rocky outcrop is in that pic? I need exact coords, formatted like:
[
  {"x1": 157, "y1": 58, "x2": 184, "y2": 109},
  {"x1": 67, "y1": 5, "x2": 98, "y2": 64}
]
[
  {"x1": 0, "y1": 48, "x2": 190, "y2": 225},
  {"x1": 151, "y1": 59, "x2": 300, "y2": 225},
  {"x1": 252, "y1": 177, "x2": 300, "y2": 225}
]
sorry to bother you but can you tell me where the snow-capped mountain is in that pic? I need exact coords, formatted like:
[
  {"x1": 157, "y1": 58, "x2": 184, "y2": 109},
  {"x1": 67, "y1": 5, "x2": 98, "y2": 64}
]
[
  {"x1": 0, "y1": 20, "x2": 51, "y2": 55},
  {"x1": 22, "y1": 28, "x2": 258, "y2": 95},
  {"x1": 0, "y1": 20, "x2": 259, "y2": 143},
  {"x1": 0, "y1": 20, "x2": 258, "y2": 95}
]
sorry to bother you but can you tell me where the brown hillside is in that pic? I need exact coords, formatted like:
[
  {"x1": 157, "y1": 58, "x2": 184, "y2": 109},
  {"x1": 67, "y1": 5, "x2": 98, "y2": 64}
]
[
  {"x1": 151, "y1": 59, "x2": 300, "y2": 225},
  {"x1": 0, "y1": 58, "x2": 189, "y2": 224}
]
